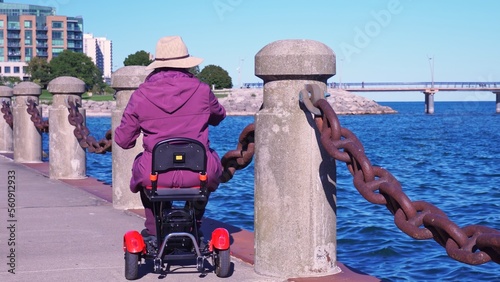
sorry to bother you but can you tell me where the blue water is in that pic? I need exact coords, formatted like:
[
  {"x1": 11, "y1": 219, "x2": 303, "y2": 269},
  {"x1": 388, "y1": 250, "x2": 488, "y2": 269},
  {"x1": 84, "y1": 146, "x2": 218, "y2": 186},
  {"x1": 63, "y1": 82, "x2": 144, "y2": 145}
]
[{"x1": 42, "y1": 101, "x2": 500, "y2": 281}]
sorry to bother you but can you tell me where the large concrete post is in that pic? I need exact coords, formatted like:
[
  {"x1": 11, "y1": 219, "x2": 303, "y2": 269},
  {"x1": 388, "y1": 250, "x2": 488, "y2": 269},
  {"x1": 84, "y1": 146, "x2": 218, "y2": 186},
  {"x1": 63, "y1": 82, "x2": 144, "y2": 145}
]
[
  {"x1": 111, "y1": 66, "x2": 151, "y2": 209},
  {"x1": 47, "y1": 76, "x2": 87, "y2": 179},
  {"x1": 254, "y1": 39, "x2": 339, "y2": 278},
  {"x1": 0, "y1": 86, "x2": 13, "y2": 153},
  {"x1": 12, "y1": 82, "x2": 42, "y2": 163}
]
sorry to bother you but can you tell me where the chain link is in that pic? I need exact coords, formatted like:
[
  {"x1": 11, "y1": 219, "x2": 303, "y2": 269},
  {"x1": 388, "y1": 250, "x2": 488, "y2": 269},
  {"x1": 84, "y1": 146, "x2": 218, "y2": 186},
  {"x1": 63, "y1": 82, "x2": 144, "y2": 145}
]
[
  {"x1": 1, "y1": 100, "x2": 13, "y2": 129},
  {"x1": 67, "y1": 98, "x2": 112, "y2": 154},
  {"x1": 219, "y1": 123, "x2": 255, "y2": 183},
  {"x1": 301, "y1": 85, "x2": 500, "y2": 265},
  {"x1": 26, "y1": 99, "x2": 49, "y2": 133}
]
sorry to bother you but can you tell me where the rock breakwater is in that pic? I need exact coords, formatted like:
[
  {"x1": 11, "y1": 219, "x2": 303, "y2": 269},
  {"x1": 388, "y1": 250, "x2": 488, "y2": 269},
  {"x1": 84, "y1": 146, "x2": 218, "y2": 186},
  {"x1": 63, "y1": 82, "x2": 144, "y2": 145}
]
[
  {"x1": 218, "y1": 88, "x2": 397, "y2": 115},
  {"x1": 40, "y1": 88, "x2": 396, "y2": 117}
]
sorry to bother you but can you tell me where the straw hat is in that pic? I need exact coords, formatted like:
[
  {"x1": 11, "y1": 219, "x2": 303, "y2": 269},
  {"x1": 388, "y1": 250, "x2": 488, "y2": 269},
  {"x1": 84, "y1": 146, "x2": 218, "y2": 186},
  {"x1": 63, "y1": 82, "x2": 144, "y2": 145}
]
[{"x1": 146, "y1": 36, "x2": 203, "y2": 70}]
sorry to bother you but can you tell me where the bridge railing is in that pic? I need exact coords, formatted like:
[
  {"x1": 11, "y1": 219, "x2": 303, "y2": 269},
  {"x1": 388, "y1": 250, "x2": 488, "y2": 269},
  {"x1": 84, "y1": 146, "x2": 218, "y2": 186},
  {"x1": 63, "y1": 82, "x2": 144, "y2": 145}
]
[
  {"x1": 328, "y1": 81, "x2": 500, "y2": 89},
  {"x1": 244, "y1": 81, "x2": 500, "y2": 90}
]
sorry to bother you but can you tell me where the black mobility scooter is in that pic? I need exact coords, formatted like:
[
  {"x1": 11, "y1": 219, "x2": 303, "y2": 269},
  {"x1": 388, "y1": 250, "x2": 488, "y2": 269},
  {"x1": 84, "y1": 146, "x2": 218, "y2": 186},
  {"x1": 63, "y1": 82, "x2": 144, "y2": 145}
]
[{"x1": 123, "y1": 138, "x2": 231, "y2": 280}]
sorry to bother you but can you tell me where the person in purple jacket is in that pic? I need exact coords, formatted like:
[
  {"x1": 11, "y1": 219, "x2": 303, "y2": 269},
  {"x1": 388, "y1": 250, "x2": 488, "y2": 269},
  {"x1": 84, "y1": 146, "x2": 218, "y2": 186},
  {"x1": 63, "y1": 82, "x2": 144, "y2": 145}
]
[{"x1": 114, "y1": 36, "x2": 226, "y2": 238}]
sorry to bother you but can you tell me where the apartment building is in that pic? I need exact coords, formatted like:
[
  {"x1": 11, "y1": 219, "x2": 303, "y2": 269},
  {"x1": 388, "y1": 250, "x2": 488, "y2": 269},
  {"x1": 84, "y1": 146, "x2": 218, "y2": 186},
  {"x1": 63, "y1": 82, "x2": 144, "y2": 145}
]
[
  {"x1": 0, "y1": 0, "x2": 83, "y2": 80},
  {"x1": 83, "y1": 33, "x2": 112, "y2": 84}
]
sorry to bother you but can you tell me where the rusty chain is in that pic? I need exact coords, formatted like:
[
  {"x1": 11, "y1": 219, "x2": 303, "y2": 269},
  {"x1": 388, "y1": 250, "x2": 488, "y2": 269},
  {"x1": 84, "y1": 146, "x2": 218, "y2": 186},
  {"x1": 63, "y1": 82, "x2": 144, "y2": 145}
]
[
  {"x1": 219, "y1": 123, "x2": 255, "y2": 183},
  {"x1": 26, "y1": 99, "x2": 49, "y2": 133},
  {"x1": 9, "y1": 86, "x2": 500, "y2": 266},
  {"x1": 301, "y1": 84, "x2": 500, "y2": 265},
  {"x1": 67, "y1": 98, "x2": 112, "y2": 154},
  {"x1": 1, "y1": 100, "x2": 13, "y2": 129},
  {"x1": 9, "y1": 95, "x2": 253, "y2": 175}
]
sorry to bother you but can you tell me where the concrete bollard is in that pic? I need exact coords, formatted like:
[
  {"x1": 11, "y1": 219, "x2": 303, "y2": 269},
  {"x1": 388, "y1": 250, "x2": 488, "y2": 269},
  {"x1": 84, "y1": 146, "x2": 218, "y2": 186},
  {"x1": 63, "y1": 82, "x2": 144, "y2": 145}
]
[
  {"x1": 254, "y1": 39, "x2": 339, "y2": 278},
  {"x1": 12, "y1": 82, "x2": 42, "y2": 163},
  {"x1": 0, "y1": 86, "x2": 13, "y2": 153},
  {"x1": 47, "y1": 76, "x2": 87, "y2": 179},
  {"x1": 111, "y1": 66, "x2": 152, "y2": 210}
]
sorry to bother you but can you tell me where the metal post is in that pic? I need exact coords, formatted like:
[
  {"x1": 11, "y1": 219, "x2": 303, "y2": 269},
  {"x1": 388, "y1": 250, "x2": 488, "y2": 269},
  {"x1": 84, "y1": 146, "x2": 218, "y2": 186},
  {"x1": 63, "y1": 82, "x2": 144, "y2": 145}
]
[
  {"x1": 254, "y1": 39, "x2": 339, "y2": 278},
  {"x1": 0, "y1": 86, "x2": 13, "y2": 153},
  {"x1": 12, "y1": 82, "x2": 42, "y2": 163},
  {"x1": 428, "y1": 55, "x2": 435, "y2": 89},
  {"x1": 47, "y1": 76, "x2": 87, "y2": 179},
  {"x1": 111, "y1": 66, "x2": 152, "y2": 210}
]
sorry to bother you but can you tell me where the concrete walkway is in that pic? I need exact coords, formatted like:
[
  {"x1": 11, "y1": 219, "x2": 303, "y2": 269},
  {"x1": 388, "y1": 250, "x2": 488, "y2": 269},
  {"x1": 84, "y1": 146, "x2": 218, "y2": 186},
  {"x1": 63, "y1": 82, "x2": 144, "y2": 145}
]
[{"x1": 0, "y1": 154, "x2": 378, "y2": 282}]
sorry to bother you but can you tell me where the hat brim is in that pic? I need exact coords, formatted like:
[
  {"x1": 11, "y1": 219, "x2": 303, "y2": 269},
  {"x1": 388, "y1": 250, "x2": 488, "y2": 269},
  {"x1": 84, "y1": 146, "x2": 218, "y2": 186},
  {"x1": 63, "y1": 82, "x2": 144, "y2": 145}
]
[{"x1": 145, "y1": 56, "x2": 203, "y2": 70}]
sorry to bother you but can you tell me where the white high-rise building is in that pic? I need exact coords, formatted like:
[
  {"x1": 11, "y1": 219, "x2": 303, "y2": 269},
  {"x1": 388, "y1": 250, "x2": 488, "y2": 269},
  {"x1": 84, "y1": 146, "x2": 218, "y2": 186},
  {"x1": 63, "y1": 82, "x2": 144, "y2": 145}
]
[{"x1": 83, "y1": 33, "x2": 112, "y2": 83}]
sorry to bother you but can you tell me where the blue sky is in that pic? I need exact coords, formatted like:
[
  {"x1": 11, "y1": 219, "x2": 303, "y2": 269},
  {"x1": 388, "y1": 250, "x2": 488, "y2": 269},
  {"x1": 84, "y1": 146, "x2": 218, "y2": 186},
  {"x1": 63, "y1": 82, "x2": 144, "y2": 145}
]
[{"x1": 12, "y1": 0, "x2": 500, "y2": 101}]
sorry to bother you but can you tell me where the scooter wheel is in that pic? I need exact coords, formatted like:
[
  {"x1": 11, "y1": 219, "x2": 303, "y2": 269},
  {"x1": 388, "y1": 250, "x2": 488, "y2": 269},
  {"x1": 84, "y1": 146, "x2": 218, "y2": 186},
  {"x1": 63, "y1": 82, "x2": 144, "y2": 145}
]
[
  {"x1": 124, "y1": 251, "x2": 139, "y2": 280},
  {"x1": 214, "y1": 249, "x2": 231, "y2": 277},
  {"x1": 196, "y1": 256, "x2": 204, "y2": 272}
]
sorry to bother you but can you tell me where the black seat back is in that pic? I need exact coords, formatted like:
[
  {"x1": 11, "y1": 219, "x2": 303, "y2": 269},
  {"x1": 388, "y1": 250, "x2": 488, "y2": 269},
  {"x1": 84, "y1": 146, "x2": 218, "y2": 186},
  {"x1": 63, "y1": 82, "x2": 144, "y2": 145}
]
[
  {"x1": 152, "y1": 137, "x2": 207, "y2": 175},
  {"x1": 148, "y1": 138, "x2": 208, "y2": 201}
]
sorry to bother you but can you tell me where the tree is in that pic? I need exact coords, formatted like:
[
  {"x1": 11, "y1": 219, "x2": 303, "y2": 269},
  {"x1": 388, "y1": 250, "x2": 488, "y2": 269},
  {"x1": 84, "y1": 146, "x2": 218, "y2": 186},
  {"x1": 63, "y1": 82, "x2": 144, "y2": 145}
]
[
  {"x1": 197, "y1": 65, "x2": 232, "y2": 89},
  {"x1": 25, "y1": 57, "x2": 53, "y2": 88},
  {"x1": 123, "y1": 50, "x2": 152, "y2": 66},
  {"x1": 189, "y1": 66, "x2": 200, "y2": 77},
  {"x1": 0, "y1": 76, "x2": 22, "y2": 87},
  {"x1": 49, "y1": 50, "x2": 105, "y2": 93}
]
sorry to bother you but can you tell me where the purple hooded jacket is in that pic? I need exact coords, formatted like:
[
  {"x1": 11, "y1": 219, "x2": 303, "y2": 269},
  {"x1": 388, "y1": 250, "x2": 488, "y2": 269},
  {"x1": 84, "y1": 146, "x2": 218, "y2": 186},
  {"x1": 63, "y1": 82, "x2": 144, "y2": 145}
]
[{"x1": 114, "y1": 69, "x2": 226, "y2": 193}]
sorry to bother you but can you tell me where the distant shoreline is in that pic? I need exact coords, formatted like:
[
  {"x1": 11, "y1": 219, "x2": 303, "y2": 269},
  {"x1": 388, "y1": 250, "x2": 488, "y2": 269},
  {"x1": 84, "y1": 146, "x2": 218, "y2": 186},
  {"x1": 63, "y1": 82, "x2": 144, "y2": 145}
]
[{"x1": 41, "y1": 88, "x2": 399, "y2": 117}]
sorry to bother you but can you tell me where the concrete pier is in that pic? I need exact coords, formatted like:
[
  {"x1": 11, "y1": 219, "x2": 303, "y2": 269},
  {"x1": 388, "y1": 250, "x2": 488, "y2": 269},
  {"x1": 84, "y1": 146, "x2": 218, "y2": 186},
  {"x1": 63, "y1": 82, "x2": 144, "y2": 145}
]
[
  {"x1": 47, "y1": 76, "x2": 87, "y2": 179},
  {"x1": 424, "y1": 90, "x2": 436, "y2": 114},
  {"x1": 12, "y1": 82, "x2": 42, "y2": 163},
  {"x1": 0, "y1": 86, "x2": 13, "y2": 153},
  {"x1": 111, "y1": 66, "x2": 152, "y2": 210},
  {"x1": 254, "y1": 39, "x2": 339, "y2": 278}
]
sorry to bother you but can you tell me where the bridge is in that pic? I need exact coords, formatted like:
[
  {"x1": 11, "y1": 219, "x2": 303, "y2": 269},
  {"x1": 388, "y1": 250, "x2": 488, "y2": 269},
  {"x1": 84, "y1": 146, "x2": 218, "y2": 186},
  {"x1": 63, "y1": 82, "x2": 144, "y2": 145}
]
[{"x1": 243, "y1": 81, "x2": 500, "y2": 114}]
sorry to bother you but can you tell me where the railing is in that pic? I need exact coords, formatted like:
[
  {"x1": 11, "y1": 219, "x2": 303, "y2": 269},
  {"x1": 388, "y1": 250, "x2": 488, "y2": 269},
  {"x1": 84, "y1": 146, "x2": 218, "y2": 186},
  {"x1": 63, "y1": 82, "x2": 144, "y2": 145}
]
[
  {"x1": 328, "y1": 81, "x2": 500, "y2": 90},
  {"x1": 7, "y1": 33, "x2": 21, "y2": 39},
  {"x1": 244, "y1": 81, "x2": 500, "y2": 90}
]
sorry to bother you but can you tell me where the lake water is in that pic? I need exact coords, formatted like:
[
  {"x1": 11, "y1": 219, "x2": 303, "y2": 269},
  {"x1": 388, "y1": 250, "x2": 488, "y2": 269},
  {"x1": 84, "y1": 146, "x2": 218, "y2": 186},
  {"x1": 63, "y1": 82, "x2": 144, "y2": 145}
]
[{"x1": 42, "y1": 101, "x2": 499, "y2": 281}]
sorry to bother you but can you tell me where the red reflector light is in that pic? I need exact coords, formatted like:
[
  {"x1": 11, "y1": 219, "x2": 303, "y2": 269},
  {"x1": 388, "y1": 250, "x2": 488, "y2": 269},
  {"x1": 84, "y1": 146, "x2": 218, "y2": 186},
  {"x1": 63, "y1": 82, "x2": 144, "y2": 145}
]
[{"x1": 218, "y1": 236, "x2": 226, "y2": 247}]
